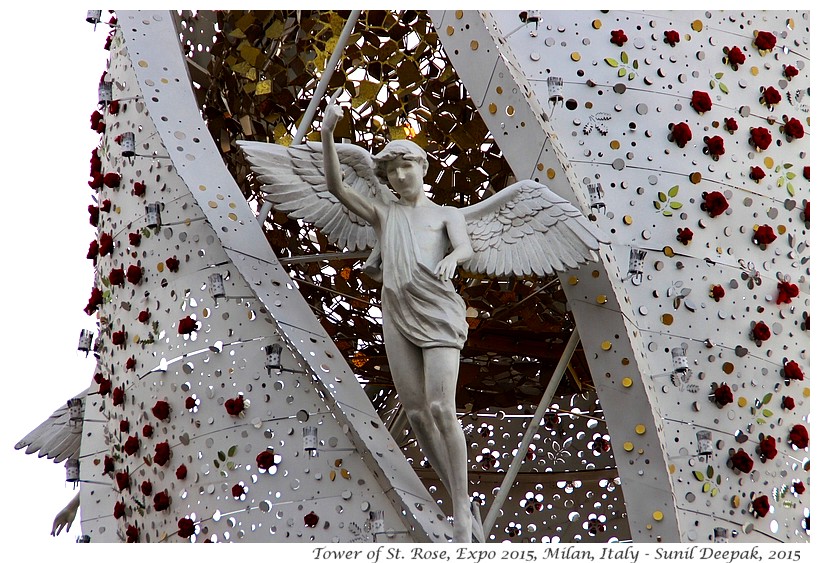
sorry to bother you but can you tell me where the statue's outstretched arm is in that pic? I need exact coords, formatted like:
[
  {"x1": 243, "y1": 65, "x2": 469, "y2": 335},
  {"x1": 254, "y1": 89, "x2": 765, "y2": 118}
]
[{"x1": 51, "y1": 492, "x2": 80, "y2": 536}]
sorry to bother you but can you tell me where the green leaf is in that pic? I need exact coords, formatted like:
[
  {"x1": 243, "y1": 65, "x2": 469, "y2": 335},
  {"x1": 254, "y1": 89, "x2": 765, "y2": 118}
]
[
  {"x1": 618, "y1": 68, "x2": 627, "y2": 78},
  {"x1": 703, "y1": 482, "x2": 712, "y2": 493},
  {"x1": 707, "y1": 465, "x2": 715, "y2": 479},
  {"x1": 710, "y1": 80, "x2": 715, "y2": 89},
  {"x1": 716, "y1": 475, "x2": 722, "y2": 485},
  {"x1": 762, "y1": 409, "x2": 774, "y2": 418},
  {"x1": 784, "y1": 163, "x2": 793, "y2": 169},
  {"x1": 654, "y1": 201, "x2": 662, "y2": 210},
  {"x1": 670, "y1": 201, "x2": 683, "y2": 209},
  {"x1": 142, "y1": 228, "x2": 152, "y2": 237},
  {"x1": 757, "y1": 418, "x2": 766, "y2": 424},
  {"x1": 715, "y1": 72, "x2": 724, "y2": 79},
  {"x1": 778, "y1": 178, "x2": 785, "y2": 187},
  {"x1": 762, "y1": 393, "x2": 773, "y2": 405},
  {"x1": 227, "y1": 461, "x2": 236, "y2": 470},
  {"x1": 787, "y1": 183, "x2": 795, "y2": 197},
  {"x1": 228, "y1": 445, "x2": 238, "y2": 457},
  {"x1": 693, "y1": 470, "x2": 705, "y2": 481},
  {"x1": 669, "y1": 185, "x2": 679, "y2": 197},
  {"x1": 786, "y1": 172, "x2": 796, "y2": 179},
  {"x1": 632, "y1": 60, "x2": 639, "y2": 69},
  {"x1": 218, "y1": 451, "x2": 226, "y2": 462},
  {"x1": 711, "y1": 487, "x2": 719, "y2": 497},
  {"x1": 214, "y1": 460, "x2": 220, "y2": 468},
  {"x1": 663, "y1": 210, "x2": 673, "y2": 217},
  {"x1": 605, "y1": 58, "x2": 619, "y2": 67},
  {"x1": 719, "y1": 82, "x2": 729, "y2": 95},
  {"x1": 658, "y1": 191, "x2": 668, "y2": 202},
  {"x1": 103, "y1": 290, "x2": 112, "y2": 302},
  {"x1": 101, "y1": 277, "x2": 110, "y2": 288},
  {"x1": 628, "y1": 72, "x2": 635, "y2": 80},
  {"x1": 621, "y1": 51, "x2": 629, "y2": 64}
]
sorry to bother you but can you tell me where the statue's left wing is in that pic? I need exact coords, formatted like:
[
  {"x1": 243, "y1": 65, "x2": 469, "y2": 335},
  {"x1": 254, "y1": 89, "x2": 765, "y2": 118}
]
[
  {"x1": 15, "y1": 391, "x2": 86, "y2": 463},
  {"x1": 460, "y1": 180, "x2": 609, "y2": 277}
]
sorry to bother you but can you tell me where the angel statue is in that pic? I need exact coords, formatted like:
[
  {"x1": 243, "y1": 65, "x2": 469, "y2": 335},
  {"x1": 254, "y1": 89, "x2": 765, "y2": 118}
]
[{"x1": 238, "y1": 96, "x2": 607, "y2": 543}]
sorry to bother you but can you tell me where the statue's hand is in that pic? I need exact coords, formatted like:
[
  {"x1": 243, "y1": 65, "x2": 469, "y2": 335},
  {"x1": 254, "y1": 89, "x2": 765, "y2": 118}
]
[
  {"x1": 51, "y1": 500, "x2": 78, "y2": 536},
  {"x1": 434, "y1": 254, "x2": 460, "y2": 281},
  {"x1": 322, "y1": 91, "x2": 344, "y2": 134}
]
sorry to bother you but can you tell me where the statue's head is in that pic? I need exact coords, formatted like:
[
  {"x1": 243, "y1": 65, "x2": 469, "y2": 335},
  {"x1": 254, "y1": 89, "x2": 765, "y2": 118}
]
[{"x1": 373, "y1": 140, "x2": 428, "y2": 184}]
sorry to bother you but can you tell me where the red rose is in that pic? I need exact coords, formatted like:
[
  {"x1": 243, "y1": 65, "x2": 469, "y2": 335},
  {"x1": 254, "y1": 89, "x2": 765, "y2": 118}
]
[
  {"x1": 115, "y1": 470, "x2": 130, "y2": 491},
  {"x1": 752, "y1": 321, "x2": 771, "y2": 342},
  {"x1": 100, "y1": 199, "x2": 111, "y2": 213},
  {"x1": 784, "y1": 118, "x2": 804, "y2": 139},
  {"x1": 670, "y1": 122, "x2": 692, "y2": 147},
  {"x1": 113, "y1": 501, "x2": 125, "y2": 519},
  {"x1": 729, "y1": 450, "x2": 755, "y2": 473},
  {"x1": 750, "y1": 127, "x2": 772, "y2": 150},
  {"x1": 123, "y1": 434, "x2": 140, "y2": 455},
  {"x1": 178, "y1": 316, "x2": 199, "y2": 335},
  {"x1": 103, "y1": 172, "x2": 121, "y2": 188},
  {"x1": 784, "y1": 360, "x2": 804, "y2": 381},
  {"x1": 108, "y1": 100, "x2": 120, "y2": 115},
  {"x1": 154, "y1": 441, "x2": 171, "y2": 466},
  {"x1": 701, "y1": 191, "x2": 729, "y2": 217},
  {"x1": 749, "y1": 166, "x2": 766, "y2": 182},
  {"x1": 753, "y1": 224, "x2": 777, "y2": 246},
  {"x1": 304, "y1": 511, "x2": 319, "y2": 528},
  {"x1": 804, "y1": 201, "x2": 810, "y2": 223},
  {"x1": 710, "y1": 285, "x2": 725, "y2": 302},
  {"x1": 761, "y1": 86, "x2": 781, "y2": 108},
  {"x1": 704, "y1": 135, "x2": 724, "y2": 158},
  {"x1": 119, "y1": 419, "x2": 129, "y2": 432},
  {"x1": 128, "y1": 232, "x2": 141, "y2": 246},
  {"x1": 664, "y1": 30, "x2": 679, "y2": 46},
  {"x1": 90, "y1": 148, "x2": 101, "y2": 172},
  {"x1": 112, "y1": 330, "x2": 126, "y2": 347},
  {"x1": 776, "y1": 281, "x2": 799, "y2": 304},
  {"x1": 88, "y1": 171, "x2": 104, "y2": 190},
  {"x1": 108, "y1": 267, "x2": 124, "y2": 286},
  {"x1": 691, "y1": 91, "x2": 712, "y2": 113},
  {"x1": 151, "y1": 400, "x2": 170, "y2": 421},
  {"x1": 98, "y1": 377, "x2": 112, "y2": 396},
  {"x1": 726, "y1": 46, "x2": 746, "y2": 68},
  {"x1": 176, "y1": 464, "x2": 187, "y2": 480},
  {"x1": 789, "y1": 424, "x2": 809, "y2": 449},
  {"x1": 126, "y1": 524, "x2": 139, "y2": 543},
  {"x1": 125, "y1": 356, "x2": 136, "y2": 371},
  {"x1": 232, "y1": 484, "x2": 245, "y2": 498},
  {"x1": 713, "y1": 384, "x2": 733, "y2": 407},
  {"x1": 138, "y1": 309, "x2": 151, "y2": 323},
  {"x1": 126, "y1": 265, "x2": 143, "y2": 285},
  {"x1": 153, "y1": 490, "x2": 171, "y2": 511},
  {"x1": 752, "y1": 495, "x2": 770, "y2": 518},
  {"x1": 225, "y1": 396, "x2": 245, "y2": 416},
  {"x1": 141, "y1": 480, "x2": 152, "y2": 496},
  {"x1": 185, "y1": 396, "x2": 197, "y2": 410},
  {"x1": 724, "y1": 117, "x2": 738, "y2": 133},
  {"x1": 759, "y1": 435, "x2": 777, "y2": 460},
  {"x1": 754, "y1": 30, "x2": 776, "y2": 52},
  {"x1": 133, "y1": 181, "x2": 146, "y2": 197},
  {"x1": 784, "y1": 65, "x2": 799, "y2": 79},
  {"x1": 178, "y1": 518, "x2": 196, "y2": 539},
  {"x1": 142, "y1": 424, "x2": 154, "y2": 438},
  {"x1": 804, "y1": 167, "x2": 810, "y2": 180},
  {"x1": 610, "y1": 29, "x2": 627, "y2": 47},
  {"x1": 86, "y1": 239, "x2": 99, "y2": 262},
  {"x1": 104, "y1": 34, "x2": 113, "y2": 50},
  {"x1": 166, "y1": 256, "x2": 180, "y2": 272},
  {"x1": 793, "y1": 481, "x2": 806, "y2": 494},
  {"x1": 103, "y1": 455, "x2": 115, "y2": 474},
  {"x1": 85, "y1": 286, "x2": 103, "y2": 316},
  {"x1": 256, "y1": 450, "x2": 277, "y2": 470},
  {"x1": 88, "y1": 205, "x2": 99, "y2": 226},
  {"x1": 112, "y1": 386, "x2": 125, "y2": 406},
  {"x1": 676, "y1": 227, "x2": 693, "y2": 245},
  {"x1": 99, "y1": 232, "x2": 114, "y2": 256},
  {"x1": 90, "y1": 110, "x2": 104, "y2": 132},
  {"x1": 782, "y1": 396, "x2": 795, "y2": 410}
]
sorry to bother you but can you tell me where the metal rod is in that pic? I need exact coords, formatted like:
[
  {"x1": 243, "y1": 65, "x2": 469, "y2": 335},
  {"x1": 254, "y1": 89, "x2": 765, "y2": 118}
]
[
  {"x1": 481, "y1": 329, "x2": 580, "y2": 537},
  {"x1": 257, "y1": 10, "x2": 361, "y2": 226}
]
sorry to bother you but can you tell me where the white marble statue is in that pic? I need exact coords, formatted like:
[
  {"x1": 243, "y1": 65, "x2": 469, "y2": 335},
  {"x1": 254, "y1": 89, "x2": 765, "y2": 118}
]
[{"x1": 239, "y1": 96, "x2": 607, "y2": 542}]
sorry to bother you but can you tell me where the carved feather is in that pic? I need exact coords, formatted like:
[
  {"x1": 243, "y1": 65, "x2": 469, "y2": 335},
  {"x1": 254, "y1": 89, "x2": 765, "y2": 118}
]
[{"x1": 15, "y1": 391, "x2": 86, "y2": 463}]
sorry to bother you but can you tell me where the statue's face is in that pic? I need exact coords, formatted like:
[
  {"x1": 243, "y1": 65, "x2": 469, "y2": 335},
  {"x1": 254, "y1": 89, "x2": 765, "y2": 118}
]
[{"x1": 385, "y1": 157, "x2": 424, "y2": 198}]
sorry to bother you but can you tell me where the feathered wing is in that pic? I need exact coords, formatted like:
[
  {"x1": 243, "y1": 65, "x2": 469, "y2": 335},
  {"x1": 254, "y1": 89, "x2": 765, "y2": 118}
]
[
  {"x1": 238, "y1": 140, "x2": 396, "y2": 251},
  {"x1": 460, "y1": 180, "x2": 609, "y2": 277},
  {"x1": 15, "y1": 390, "x2": 86, "y2": 463}
]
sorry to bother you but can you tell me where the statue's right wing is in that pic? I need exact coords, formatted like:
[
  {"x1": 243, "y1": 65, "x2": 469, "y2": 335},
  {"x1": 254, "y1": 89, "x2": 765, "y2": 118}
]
[
  {"x1": 238, "y1": 140, "x2": 397, "y2": 251},
  {"x1": 15, "y1": 391, "x2": 86, "y2": 463}
]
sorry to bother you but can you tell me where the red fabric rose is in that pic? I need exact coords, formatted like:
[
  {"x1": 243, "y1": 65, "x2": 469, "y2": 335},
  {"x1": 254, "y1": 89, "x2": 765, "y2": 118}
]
[
  {"x1": 610, "y1": 29, "x2": 627, "y2": 46},
  {"x1": 166, "y1": 256, "x2": 180, "y2": 272},
  {"x1": 664, "y1": 30, "x2": 679, "y2": 46},
  {"x1": 701, "y1": 191, "x2": 729, "y2": 217},
  {"x1": 704, "y1": 135, "x2": 725, "y2": 158},
  {"x1": 752, "y1": 495, "x2": 770, "y2": 518},
  {"x1": 784, "y1": 360, "x2": 804, "y2": 381},
  {"x1": 90, "y1": 110, "x2": 104, "y2": 132},
  {"x1": 710, "y1": 285, "x2": 725, "y2": 302},
  {"x1": 178, "y1": 518, "x2": 196, "y2": 539},
  {"x1": 133, "y1": 181, "x2": 146, "y2": 197},
  {"x1": 126, "y1": 525, "x2": 140, "y2": 543},
  {"x1": 225, "y1": 396, "x2": 245, "y2": 416},
  {"x1": 85, "y1": 286, "x2": 103, "y2": 316},
  {"x1": 178, "y1": 316, "x2": 198, "y2": 334},
  {"x1": 724, "y1": 117, "x2": 738, "y2": 133},
  {"x1": 691, "y1": 91, "x2": 712, "y2": 113},
  {"x1": 749, "y1": 166, "x2": 766, "y2": 182},
  {"x1": 128, "y1": 232, "x2": 141, "y2": 246},
  {"x1": 176, "y1": 464, "x2": 188, "y2": 480},
  {"x1": 113, "y1": 501, "x2": 125, "y2": 519},
  {"x1": 103, "y1": 172, "x2": 121, "y2": 189},
  {"x1": 138, "y1": 309, "x2": 151, "y2": 323},
  {"x1": 752, "y1": 321, "x2": 771, "y2": 342},
  {"x1": 789, "y1": 424, "x2": 809, "y2": 449},
  {"x1": 88, "y1": 171, "x2": 104, "y2": 190},
  {"x1": 112, "y1": 386, "x2": 125, "y2": 406},
  {"x1": 123, "y1": 434, "x2": 140, "y2": 455},
  {"x1": 108, "y1": 267, "x2": 124, "y2": 286},
  {"x1": 153, "y1": 491, "x2": 170, "y2": 511},
  {"x1": 726, "y1": 46, "x2": 746, "y2": 68},
  {"x1": 784, "y1": 65, "x2": 799, "y2": 79},
  {"x1": 86, "y1": 239, "x2": 99, "y2": 262},
  {"x1": 126, "y1": 265, "x2": 143, "y2": 285},
  {"x1": 142, "y1": 424, "x2": 154, "y2": 438},
  {"x1": 108, "y1": 100, "x2": 120, "y2": 115},
  {"x1": 119, "y1": 419, "x2": 129, "y2": 433},
  {"x1": 112, "y1": 330, "x2": 126, "y2": 347},
  {"x1": 88, "y1": 205, "x2": 99, "y2": 227},
  {"x1": 804, "y1": 201, "x2": 810, "y2": 223},
  {"x1": 99, "y1": 232, "x2": 114, "y2": 256},
  {"x1": 804, "y1": 167, "x2": 810, "y2": 180},
  {"x1": 676, "y1": 227, "x2": 693, "y2": 245},
  {"x1": 776, "y1": 281, "x2": 799, "y2": 304},
  {"x1": 100, "y1": 199, "x2": 112, "y2": 212},
  {"x1": 90, "y1": 148, "x2": 102, "y2": 173},
  {"x1": 729, "y1": 450, "x2": 755, "y2": 473},
  {"x1": 125, "y1": 356, "x2": 136, "y2": 371},
  {"x1": 793, "y1": 481, "x2": 806, "y2": 494},
  {"x1": 103, "y1": 455, "x2": 115, "y2": 474},
  {"x1": 670, "y1": 122, "x2": 692, "y2": 147},
  {"x1": 256, "y1": 450, "x2": 277, "y2": 470},
  {"x1": 151, "y1": 400, "x2": 170, "y2": 421},
  {"x1": 759, "y1": 435, "x2": 777, "y2": 460},
  {"x1": 753, "y1": 224, "x2": 777, "y2": 246},
  {"x1": 98, "y1": 377, "x2": 112, "y2": 396},
  {"x1": 116, "y1": 470, "x2": 130, "y2": 491},
  {"x1": 784, "y1": 118, "x2": 804, "y2": 139},
  {"x1": 154, "y1": 441, "x2": 171, "y2": 466},
  {"x1": 754, "y1": 30, "x2": 776, "y2": 52},
  {"x1": 185, "y1": 396, "x2": 197, "y2": 410},
  {"x1": 750, "y1": 127, "x2": 772, "y2": 150},
  {"x1": 231, "y1": 484, "x2": 245, "y2": 498},
  {"x1": 761, "y1": 86, "x2": 781, "y2": 108},
  {"x1": 713, "y1": 384, "x2": 733, "y2": 407},
  {"x1": 304, "y1": 511, "x2": 319, "y2": 528},
  {"x1": 782, "y1": 396, "x2": 795, "y2": 410},
  {"x1": 141, "y1": 480, "x2": 152, "y2": 496}
]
